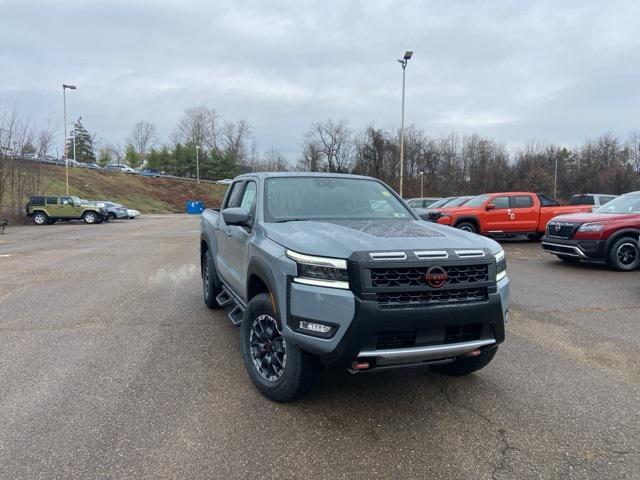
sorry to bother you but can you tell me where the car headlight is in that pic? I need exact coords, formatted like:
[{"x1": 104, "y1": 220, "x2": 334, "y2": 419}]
[
  {"x1": 578, "y1": 223, "x2": 604, "y2": 232},
  {"x1": 286, "y1": 249, "x2": 349, "y2": 289},
  {"x1": 495, "y1": 249, "x2": 507, "y2": 281}
]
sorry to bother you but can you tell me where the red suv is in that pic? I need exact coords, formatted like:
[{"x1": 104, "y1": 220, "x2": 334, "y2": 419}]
[{"x1": 542, "y1": 191, "x2": 640, "y2": 270}]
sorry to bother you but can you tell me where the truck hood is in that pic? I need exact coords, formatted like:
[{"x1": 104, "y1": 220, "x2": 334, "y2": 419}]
[
  {"x1": 551, "y1": 212, "x2": 635, "y2": 223},
  {"x1": 264, "y1": 219, "x2": 499, "y2": 258}
]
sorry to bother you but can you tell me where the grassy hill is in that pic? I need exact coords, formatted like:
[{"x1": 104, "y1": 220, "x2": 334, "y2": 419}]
[{"x1": 38, "y1": 164, "x2": 228, "y2": 213}]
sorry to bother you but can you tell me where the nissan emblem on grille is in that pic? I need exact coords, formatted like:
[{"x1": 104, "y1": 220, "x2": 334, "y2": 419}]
[
  {"x1": 425, "y1": 266, "x2": 448, "y2": 288},
  {"x1": 554, "y1": 223, "x2": 561, "y2": 232}
]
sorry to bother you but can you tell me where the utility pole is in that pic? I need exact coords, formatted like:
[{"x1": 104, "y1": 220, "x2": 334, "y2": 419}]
[
  {"x1": 196, "y1": 145, "x2": 200, "y2": 184},
  {"x1": 397, "y1": 51, "x2": 413, "y2": 197},
  {"x1": 419, "y1": 171, "x2": 424, "y2": 198},
  {"x1": 554, "y1": 157, "x2": 558, "y2": 198},
  {"x1": 62, "y1": 84, "x2": 77, "y2": 195}
]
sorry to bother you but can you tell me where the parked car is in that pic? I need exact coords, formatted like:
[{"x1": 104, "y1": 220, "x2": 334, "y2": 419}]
[
  {"x1": 105, "y1": 164, "x2": 136, "y2": 173},
  {"x1": 427, "y1": 196, "x2": 460, "y2": 209},
  {"x1": 127, "y1": 208, "x2": 140, "y2": 219},
  {"x1": 406, "y1": 197, "x2": 441, "y2": 208},
  {"x1": 25, "y1": 195, "x2": 108, "y2": 225},
  {"x1": 435, "y1": 192, "x2": 593, "y2": 239},
  {"x1": 569, "y1": 194, "x2": 618, "y2": 207},
  {"x1": 423, "y1": 195, "x2": 477, "y2": 222},
  {"x1": 92, "y1": 201, "x2": 129, "y2": 220},
  {"x1": 216, "y1": 178, "x2": 233, "y2": 185},
  {"x1": 139, "y1": 169, "x2": 161, "y2": 177},
  {"x1": 542, "y1": 191, "x2": 640, "y2": 270},
  {"x1": 86, "y1": 163, "x2": 102, "y2": 170},
  {"x1": 200, "y1": 172, "x2": 509, "y2": 402}
]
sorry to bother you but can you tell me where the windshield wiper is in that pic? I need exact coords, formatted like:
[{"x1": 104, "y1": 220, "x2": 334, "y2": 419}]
[{"x1": 272, "y1": 218, "x2": 308, "y2": 223}]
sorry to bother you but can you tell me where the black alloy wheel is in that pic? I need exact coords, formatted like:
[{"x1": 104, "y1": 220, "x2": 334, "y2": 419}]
[{"x1": 249, "y1": 314, "x2": 287, "y2": 381}]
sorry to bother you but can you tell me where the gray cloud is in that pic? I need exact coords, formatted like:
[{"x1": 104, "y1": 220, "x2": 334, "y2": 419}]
[{"x1": 1, "y1": 0, "x2": 639, "y2": 158}]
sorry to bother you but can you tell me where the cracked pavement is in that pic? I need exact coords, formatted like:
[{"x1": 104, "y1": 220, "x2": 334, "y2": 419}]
[{"x1": 1, "y1": 216, "x2": 639, "y2": 479}]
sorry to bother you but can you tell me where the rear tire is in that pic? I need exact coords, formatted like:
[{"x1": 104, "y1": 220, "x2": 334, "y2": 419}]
[
  {"x1": 83, "y1": 211, "x2": 98, "y2": 224},
  {"x1": 608, "y1": 237, "x2": 639, "y2": 271},
  {"x1": 240, "y1": 293, "x2": 321, "y2": 402},
  {"x1": 202, "y1": 250, "x2": 223, "y2": 308},
  {"x1": 32, "y1": 212, "x2": 48, "y2": 225},
  {"x1": 557, "y1": 255, "x2": 580, "y2": 264},
  {"x1": 430, "y1": 347, "x2": 497, "y2": 376},
  {"x1": 456, "y1": 221, "x2": 477, "y2": 234}
]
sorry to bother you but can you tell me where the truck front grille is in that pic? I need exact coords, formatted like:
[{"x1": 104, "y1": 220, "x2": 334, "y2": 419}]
[
  {"x1": 370, "y1": 265, "x2": 488, "y2": 288},
  {"x1": 377, "y1": 287, "x2": 488, "y2": 308}
]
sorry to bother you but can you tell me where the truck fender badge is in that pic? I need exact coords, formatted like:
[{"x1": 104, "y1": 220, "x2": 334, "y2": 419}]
[{"x1": 425, "y1": 266, "x2": 448, "y2": 288}]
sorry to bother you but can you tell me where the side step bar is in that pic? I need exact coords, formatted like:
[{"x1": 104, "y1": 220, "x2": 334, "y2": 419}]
[{"x1": 216, "y1": 285, "x2": 245, "y2": 327}]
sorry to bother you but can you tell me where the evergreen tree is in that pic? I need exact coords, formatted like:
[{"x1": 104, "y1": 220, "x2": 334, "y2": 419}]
[
  {"x1": 124, "y1": 143, "x2": 142, "y2": 169},
  {"x1": 66, "y1": 119, "x2": 96, "y2": 163},
  {"x1": 97, "y1": 146, "x2": 113, "y2": 167}
]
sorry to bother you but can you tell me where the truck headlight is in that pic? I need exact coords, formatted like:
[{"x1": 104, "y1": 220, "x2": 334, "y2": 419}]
[
  {"x1": 286, "y1": 249, "x2": 349, "y2": 289},
  {"x1": 495, "y1": 249, "x2": 507, "y2": 281},
  {"x1": 578, "y1": 223, "x2": 604, "y2": 232}
]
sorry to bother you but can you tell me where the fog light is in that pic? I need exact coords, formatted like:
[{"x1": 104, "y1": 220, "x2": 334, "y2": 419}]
[{"x1": 299, "y1": 321, "x2": 333, "y2": 334}]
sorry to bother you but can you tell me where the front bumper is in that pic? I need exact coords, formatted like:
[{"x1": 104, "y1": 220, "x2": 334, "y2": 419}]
[
  {"x1": 285, "y1": 275, "x2": 508, "y2": 369},
  {"x1": 541, "y1": 236, "x2": 607, "y2": 259}
]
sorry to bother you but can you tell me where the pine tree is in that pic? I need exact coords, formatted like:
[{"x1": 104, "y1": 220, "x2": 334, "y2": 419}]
[
  {"x1": 124, "y1": 144, "x2": 142, "y2": 169},
  {"x1": 66, "y1": 119, "x2": 96, "y2": 163}
]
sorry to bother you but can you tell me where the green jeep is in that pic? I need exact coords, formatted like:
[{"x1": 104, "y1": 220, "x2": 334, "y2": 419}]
[{"x1": 26, "y1": 195, "x2": 108, "y2": 225}]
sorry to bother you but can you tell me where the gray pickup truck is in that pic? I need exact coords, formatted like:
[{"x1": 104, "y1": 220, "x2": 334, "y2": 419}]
[{"x1": 200, "y1": 172, "x2": 509, "y2": 402}]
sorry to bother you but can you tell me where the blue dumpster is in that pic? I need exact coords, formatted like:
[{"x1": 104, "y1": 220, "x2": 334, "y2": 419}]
[{"x1": 186, "y1": 200, "x2": 205, "y2": 214}]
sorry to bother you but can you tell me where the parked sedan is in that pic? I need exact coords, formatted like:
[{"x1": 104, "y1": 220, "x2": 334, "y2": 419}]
[{"x1": 92, "y1": 201, "x2": 129, "y2": 220}]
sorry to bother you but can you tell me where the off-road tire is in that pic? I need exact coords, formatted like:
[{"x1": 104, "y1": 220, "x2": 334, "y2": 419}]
[
  {"x1": 83, "y1": 211, "x2": 98, "y2": 224},
  {"x1": 240, "y1": 293, "x2": 321, "y2": 402},
  {"x1": 557, "y1": 255, "x2": 580, "y2": 264},
  {"x1": 32, "y1": 211, "x2": 48, "y2": 225},
  {"x1": 456, "y1": 221, "x2": 477, "y2": 234},
  {"x1": 202, "y1": 250, "x2": 223, "y2": 308},
  {"x1": 607, "y1": 237, "x2": 639, "y2": 271},
  {"x1": 430, "y1": 347, "x2": 498, "y2": 376}
]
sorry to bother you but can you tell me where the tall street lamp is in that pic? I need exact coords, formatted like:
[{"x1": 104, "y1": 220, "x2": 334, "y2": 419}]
[
  {"x1": 62, "y1": 84, "x2": 77, "y2": 195},
  {"x1": 419, "y1": 171, "x2": 424, "y2": 198},
  {"x1": 397, "y1": 50, "x2": 413, "y2": 198},
  {"x1": 195, "y1": 145, "x2": 200, "y2": 184}
]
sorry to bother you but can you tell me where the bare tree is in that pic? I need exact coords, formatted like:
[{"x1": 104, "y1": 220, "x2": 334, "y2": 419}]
[
  {"x1": 301, "y1": 119, "x2": 353, "y2": 172},
  {"x1": 221, "y1": 119, "x2": 252, "y2": 164},
  {"x1": 127, "y1": 121, "x2": 157, "y2": 155},
  {"x1": 175, "y1": 105, "x2": 220, "y2": 150}
]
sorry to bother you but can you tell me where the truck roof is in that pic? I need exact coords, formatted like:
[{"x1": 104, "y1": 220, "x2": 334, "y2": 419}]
[{"x1": 234, "y1": 171, "x2": 376, "y2": 181}]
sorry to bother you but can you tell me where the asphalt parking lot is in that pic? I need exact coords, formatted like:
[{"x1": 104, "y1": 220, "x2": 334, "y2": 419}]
[{"x1": 1, "y1": 215, "x2": 638, "y2": 480}]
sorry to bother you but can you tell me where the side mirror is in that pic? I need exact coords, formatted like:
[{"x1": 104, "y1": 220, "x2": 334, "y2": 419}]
[
  {"x1": 485, "y1": 203, "x2": 495, "y2": 211},
  {"x1": 222, "y1": 207, "x2": 251, "y2": 227}
]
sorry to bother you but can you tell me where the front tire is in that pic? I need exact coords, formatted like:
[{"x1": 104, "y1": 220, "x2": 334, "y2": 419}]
[
  {"x1": 456, "y1": 221, "x2": 477, "y2": 234},
  {"x1": 32, "y1": 212, "x2": 48, "y2": 225},
  {"x1": 430, "y1": 347, "x2": 497, "y2": 376},
  {"x1": 240, "y1": 293, "x2": 321, "y2": 402},
  {"x1": 202, "y1": 250, "x2": 223, "y2": 308},
  {"x1": 608, "y1": 237, "x2": 639, "y2": 271},
  {"x1": 83, "y1": 211, "x2": 98, "y2": 224},
  {"x1": 108, "y1": 212, "x2": 116, "y2": 220}
]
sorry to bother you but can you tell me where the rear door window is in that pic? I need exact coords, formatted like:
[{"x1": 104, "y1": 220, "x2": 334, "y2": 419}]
[
  {"x1": 45, "y1": 197, "x2": 58, "y2": 205},
  {"x1": 512, "y1": 196, "x2": 533, "y2": 208}
]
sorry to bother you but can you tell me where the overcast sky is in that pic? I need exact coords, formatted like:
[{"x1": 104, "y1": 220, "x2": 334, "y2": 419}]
[{"x1": 1, "y1": 0, "x2": 639, "y2": 158}]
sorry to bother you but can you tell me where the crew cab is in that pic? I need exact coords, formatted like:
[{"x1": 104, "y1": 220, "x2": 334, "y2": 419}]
[
  {"x1": 200, "y1": 173, "x2": 509, "y2": 402},
  {"x1": 434, "y1": 192, "x2": 592, "y2": 239},
  {"x1": 542, "y1": 191, "x2": 640, "y2": 270}
]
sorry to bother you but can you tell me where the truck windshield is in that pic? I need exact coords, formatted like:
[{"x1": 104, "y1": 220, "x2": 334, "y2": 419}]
[
  {"x1": 594, "y1": 194, "x2": 640, "y2": 214},
  {"x1": 264, "y1": 177, "x2": 414, "y2": 222}
]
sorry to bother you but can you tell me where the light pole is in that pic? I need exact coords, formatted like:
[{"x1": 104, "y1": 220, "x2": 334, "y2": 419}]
[
  {"x1": 554, "y1": 157, "x2": 558, "y2": 198},
  {"x1": 397, "y1": 50, "x2": 413, "y2": 198},
  {"x1": 62, "y1": 84, "x2": 77, "y2": 195},
  {"x1": 195, "y1": 145, "x2": 200, "y2": 183},
  {"x1": 419, "y1": 171, "x2": 424, "y2": 198}
]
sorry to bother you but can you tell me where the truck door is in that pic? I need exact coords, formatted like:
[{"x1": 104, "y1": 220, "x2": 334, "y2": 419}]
[
  {"x1": 216, "y1": 181, "x2": 244, "y2": 291},
  {"x1": 59, "y1": 196, "x2": 80, "y2": 218},
  {"x1": 45, "y1": 196, "x2": 60, "y2": 217},
  {"x1": 509, "y1": 195, "x2": 538, "y2": 232},
  {"x1": 483, "y1": 196, "x2": 512, "y2": 232},
  {"x1": 224, "y1": 181, "x2": 257, "y2": 299}
]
